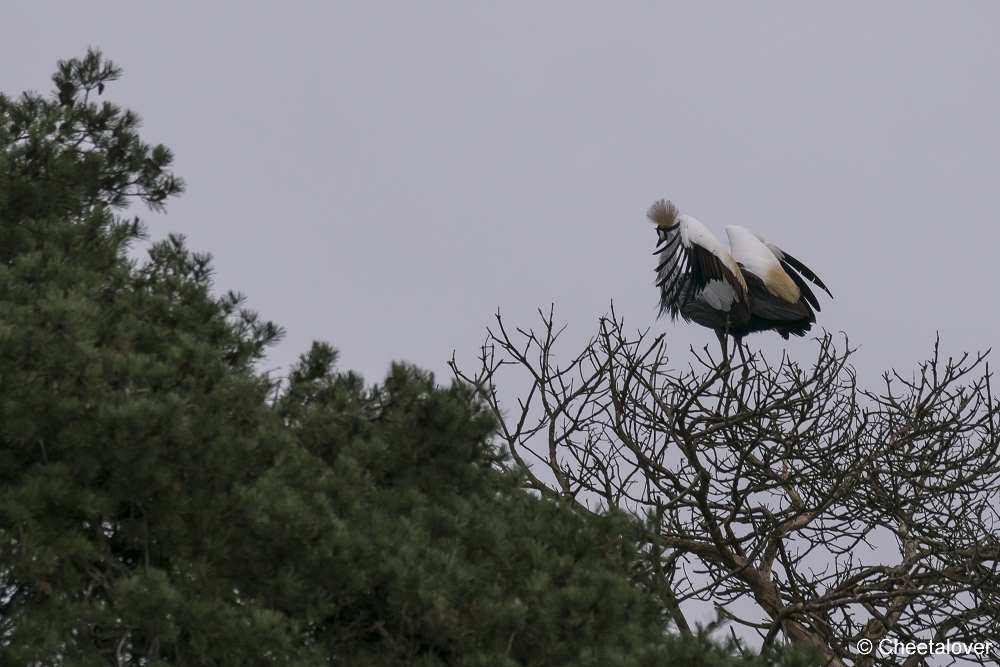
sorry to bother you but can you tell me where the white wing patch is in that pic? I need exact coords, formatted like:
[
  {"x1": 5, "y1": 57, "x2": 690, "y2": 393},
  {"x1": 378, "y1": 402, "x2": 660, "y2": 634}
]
[
  {"x1": 699, "y1": 280, "x2": 737, "y2": 312},
  {"x1": 681, "y1": 216, "x2": 747, "y2": 291},
  {"x1": 725, "y1": 225, "x2": 800, "y2": 302}
]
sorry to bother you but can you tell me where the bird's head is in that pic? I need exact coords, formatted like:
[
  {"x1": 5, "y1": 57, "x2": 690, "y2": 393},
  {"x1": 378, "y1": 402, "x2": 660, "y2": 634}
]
[{"x1": 646, "y1": 199, "x2": 680, "y2": 228}]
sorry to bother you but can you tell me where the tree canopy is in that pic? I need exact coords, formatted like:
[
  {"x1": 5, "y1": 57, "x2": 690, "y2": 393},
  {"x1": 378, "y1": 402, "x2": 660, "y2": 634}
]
[
  {"x1": 0, "y1": 50, "x2": 801, "y2": 667},
  {"x1": 455, "y1": 306, "x2": 1000, "y2": 667}
]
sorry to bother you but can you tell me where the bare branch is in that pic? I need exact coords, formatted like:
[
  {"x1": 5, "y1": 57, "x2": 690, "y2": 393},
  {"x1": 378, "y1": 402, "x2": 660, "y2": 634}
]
[{"x1": 456, "y1": 308, "x2": 1000, "y2": 666}]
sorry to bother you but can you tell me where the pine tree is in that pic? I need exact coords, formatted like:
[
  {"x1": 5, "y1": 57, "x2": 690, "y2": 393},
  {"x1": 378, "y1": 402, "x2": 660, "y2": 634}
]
[
  {"x1": 0, "y1": 51, "x2": 811, "y2": 666},
  {"x1": 270, "y1": 347, "x2": 671, "y2": 666},
  {"x1": 0, "y1": 50, "x2": 297, "y2": 664}
]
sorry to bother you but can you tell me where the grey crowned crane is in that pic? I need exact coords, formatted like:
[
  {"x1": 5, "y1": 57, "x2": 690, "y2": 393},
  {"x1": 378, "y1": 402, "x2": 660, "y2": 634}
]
[{"x1": 647, "y1": 200, "x2": 832, "y2": 358}]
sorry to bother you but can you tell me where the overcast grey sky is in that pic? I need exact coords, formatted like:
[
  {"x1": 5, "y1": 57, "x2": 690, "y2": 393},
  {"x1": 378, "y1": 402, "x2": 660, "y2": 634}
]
[{"x1": 3, "y1": 2, "x2": 999, "y2": 387}]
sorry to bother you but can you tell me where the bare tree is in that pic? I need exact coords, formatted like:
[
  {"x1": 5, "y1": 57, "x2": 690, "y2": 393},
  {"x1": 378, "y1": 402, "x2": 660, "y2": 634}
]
[{"x1": 451, "y1": 307, "x2": 1000, "y2": 667}]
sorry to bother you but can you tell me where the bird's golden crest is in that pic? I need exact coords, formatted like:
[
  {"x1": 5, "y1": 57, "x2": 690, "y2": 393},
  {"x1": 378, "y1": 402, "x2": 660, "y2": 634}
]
[{"x1": 646, "y1": 199, "x2": 680, "y2": 228}]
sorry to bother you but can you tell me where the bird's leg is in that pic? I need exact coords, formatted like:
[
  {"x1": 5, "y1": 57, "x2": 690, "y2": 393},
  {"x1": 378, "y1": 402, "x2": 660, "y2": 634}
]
[
  {"x1": 725, "y1": 317, "x2": 735, "y2": 360},
  {"x1": 716, "y1": 329, "x2": 729, "y2": 366},
  {"x1": 737, "y1": 338, "x2": 751, "y2": 385},
  {"x1": 716, "y1": 321, "x2": 733, "y2": 415}
]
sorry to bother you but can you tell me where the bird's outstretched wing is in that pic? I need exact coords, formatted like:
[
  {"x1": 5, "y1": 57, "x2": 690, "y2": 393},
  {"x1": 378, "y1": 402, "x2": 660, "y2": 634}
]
[
  {"x1": 647, "y1": 200, "x2": 748, "y2": 320},
  {"x1": 759, "y1": 241, "x2": 833, "y2": 311}
]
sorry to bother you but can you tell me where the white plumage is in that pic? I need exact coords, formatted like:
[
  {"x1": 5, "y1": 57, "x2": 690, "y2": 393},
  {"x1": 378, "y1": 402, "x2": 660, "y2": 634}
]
[
  {"x1": 680, "y1": 215, "x2": 746, "y2": 291},
  {"x1": 725, "y1": 225, "x2": 800, "y2": 304},
  {"x1": 699, "y1": 280, "x2": 739, "y2": 312}
]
